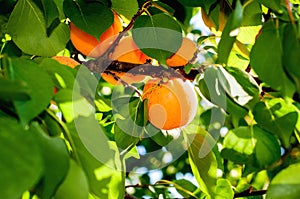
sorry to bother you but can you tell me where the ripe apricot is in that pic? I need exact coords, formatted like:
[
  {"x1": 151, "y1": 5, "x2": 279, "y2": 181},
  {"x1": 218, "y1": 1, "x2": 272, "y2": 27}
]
[
  {"x1": 52, "y1": 56, "x2": 80, "y2": 68},
  {"x1": 70, "y1": 12, "x2": 122, "y2": 57},
  {"x1": 101, "y1": 72, "x2": 146, "y2": 85},
  {"x1": 142, "y1": 78, "x2": 198, "y2": 130},
  {"x1": 112, "y1": 36, "x2": 151, "y2": 64},
  {"x1": 166, "y1": 38, "x2": 197, "y2": 67}
]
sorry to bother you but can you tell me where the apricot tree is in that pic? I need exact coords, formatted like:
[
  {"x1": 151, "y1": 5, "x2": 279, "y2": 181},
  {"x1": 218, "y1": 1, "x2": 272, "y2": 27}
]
[{"x1": 0, "y1": 0, "x2": 300, "y2": 199}]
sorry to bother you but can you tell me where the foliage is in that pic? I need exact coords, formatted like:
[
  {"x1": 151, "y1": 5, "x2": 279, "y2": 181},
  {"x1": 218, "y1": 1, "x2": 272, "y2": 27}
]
[{"x1": 1, "y1": 0, "x2": 300, "y2": 198}]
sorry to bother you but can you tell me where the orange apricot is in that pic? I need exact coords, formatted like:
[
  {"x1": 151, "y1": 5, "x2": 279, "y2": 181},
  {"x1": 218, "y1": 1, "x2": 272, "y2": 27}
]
[
  {"x1": 142, "y1": 78, "x2": 198, "y2": 130},
  {"x1": 70, "y1": 12, "x2": 122, "y2": 57},
  {"x1": 111, "y1": 36, "x2": 151, "y2": 64},
  {"x1": 166, "y1": 38, "x2": 197, "y2": 67},
  {"x1": 101, "y1": 71, "x2": 146, "y2": 85},
  {"x1": 52, "y1": 56, "x2": 80, "y2": 68}
]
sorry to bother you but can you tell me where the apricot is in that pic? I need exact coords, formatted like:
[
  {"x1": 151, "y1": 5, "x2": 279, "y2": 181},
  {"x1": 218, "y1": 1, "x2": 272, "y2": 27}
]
[
  {"x1": 70, "y1": 12, "x2": 122, "y2": 57},
  {"x1": 142, "y1": 78, "x2": 198, "y2": 130},
  {"x1": 111, "y1": 36, "x2": 151, "y2": 64},
  {"x1": 166, "y1": 38, "x2": 197, "y2": 67},
  {"x1": 52, "y1": 56, "x2": 80, "y2": 68},
  {"x1": 101, "y1": 71, "x2": 146, "y2": 85}
]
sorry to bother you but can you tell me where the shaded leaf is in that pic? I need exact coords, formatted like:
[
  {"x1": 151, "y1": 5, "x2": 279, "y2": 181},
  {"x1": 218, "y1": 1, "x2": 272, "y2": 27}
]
[
  {"x1": 111, "y1": 0, "x2": 138, "y2": 20},
  {"x1": 31, "y1": 123, "x2": 69, "y2": 199},
  {"x1": 0, "y1": 117, "x2": 43, "y2": 199},
  {"x1": 178, "y1": 0, "x2": 217, "y2": 13},
  {"x1": 63, "y1": 0, "x2": 113, "y2": 39},
  {"x1": 10, "y1": 58, "x2": 54, "y2": 125},
  {"x1": 282, "y1": 24, "x2": 300, "y2": 93},
  {"x1": 0, "y1": 78, "x2": 30, "y2": 101},
  {"x1": 250, "y1": 20, "x2": 295, "y2": 97},
  {"x1": 257, "y1": 0, "x2": 283, "y2": 14},
  {"x1": 7, "y1": 0, "x2": 69, "y2": 56},
  {"x1": 132, "y1": 13, "x2": 182, "y2": 64}
]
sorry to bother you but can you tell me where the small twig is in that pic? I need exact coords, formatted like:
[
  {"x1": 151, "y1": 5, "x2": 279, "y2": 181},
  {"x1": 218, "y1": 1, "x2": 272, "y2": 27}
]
[
  {"x1": 284, "y1": 0, "x2": 295, "y2": 25},
  {"x1": 84, "y1": 0, "x2": 152, "y2": 73},
  {"x1": 234, "y1": 187, "x2": 267, "y2": 198}
]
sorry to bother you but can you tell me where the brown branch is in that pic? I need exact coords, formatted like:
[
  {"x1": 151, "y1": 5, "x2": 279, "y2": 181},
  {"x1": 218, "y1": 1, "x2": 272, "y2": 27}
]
[
  {"x1": 84, "y1": 0, "x2": 152, "y2": 73},
  {"x1": 234, "y1": 187, "x2": 267, "y2": 198},
  {"x1": 284, "y1": 0, "x2": 295, "y2": 25}
]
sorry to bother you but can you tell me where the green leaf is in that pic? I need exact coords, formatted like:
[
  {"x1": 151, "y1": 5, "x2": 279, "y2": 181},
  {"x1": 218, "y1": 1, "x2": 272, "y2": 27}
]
[
  {"x1": 217, "y1": 0, "x2": 243, "y2": 65},
  {"x1": 215, "y1": 179, "x2": 234, "y2": 199},
  {"x1": 198, "y1": 66, "x2": 248, "y2": 119},
  {"x1": 67, "y1": 120, "x2": 125, "y2": 199},
  {"x1": 40, "y1": 0, "x2": 60, "y2": 29},
  {"x1": 222, "y1": 126, "x2": 281, "y2": 170},
  {"x1": 242, "y1": 0, "x2": 262, "y2": 26},
  {"x1": 253, "y1": 98, "x2": 299, "y2": 148},
  {"x1": 63, "y1": 0, "x2": 113, "y2": 39},
  {"x1": 54, "y1": 89, "x2": 93, "y2": 123},
  {"x1": 132, "y1": 13, "x2": 182, "y2": 64},
  {"x1": 250, "y1": 20, "x2": 295, "y2": 97},
  {"x1": 111, "y1": 0, "x2": 138, "y2": 20},
  {"x1": 9, "y1": 58, "x2": 54, "y2": 125},
  {"x1": 177, "y1": 0, "x2": 217, "y2": 13},
  {"x1": 54, "y1": 160, "x2": 89, "y2": 199},
  {"x1": 282, "y1": 24, "x2": 300, "y2": 93},
  {"x1": 112, "y1": 97, "x2": 144, "y2": 150},
  {"x1": 187, "y1": 133, "x2": 218, "y2": 198},
  {"x1": 257, "y1": 0, "x2": 283, "y2": 14},
  {"x1": 31, "y1": 123, "x2": 69, "y2": 199},
  {"x1": 7, "y1": 0, "x2": 69, "y2": 56},
  {"x1": 39, "y1": 58, "x2": 76, "y2": 90},
  {"x1": 266, "y1": 163, "x2": 300, "y2": 199},
  {"x1": 221, "y1": 67, "x2": 260, "y2": 109},
  {"x1": 0, "y1": 78, "x2": 30, "y2": 101},
  {"x1": 0, "y1": 117, "x2": 43, "y2": 199}
]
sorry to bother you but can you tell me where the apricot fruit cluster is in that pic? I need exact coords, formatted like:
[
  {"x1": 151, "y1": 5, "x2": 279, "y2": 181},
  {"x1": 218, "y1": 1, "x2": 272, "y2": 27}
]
[{"x1": 68, "y1": 11, "x2": 199, "y2": 130}]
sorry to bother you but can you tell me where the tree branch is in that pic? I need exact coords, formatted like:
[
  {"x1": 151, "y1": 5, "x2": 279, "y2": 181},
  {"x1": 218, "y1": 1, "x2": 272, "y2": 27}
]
[{"x1": 234, "y1": 187, "x2": 267, "y2": 198}]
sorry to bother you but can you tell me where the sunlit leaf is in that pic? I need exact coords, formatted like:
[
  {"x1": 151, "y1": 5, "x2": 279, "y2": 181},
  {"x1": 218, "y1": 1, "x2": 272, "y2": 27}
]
[
  {"x1": 215, "y1": 179, "x2": 234, "y2": 199},
  {"x1": 217, "y1": 0, "x2": 243, "y2": 65},
  {"x1": 187, "y1": 133, "x2": 217, "y2": 198},
  {"x1": 54, "y1": 160, "x2": 89, "y2": 199},
  {"x1": 253, "y1": 98, "x2": 299, "y2": 148},
  {"x1": 267, "y1": 163, "x2": 300, "y2": 199},
  {"x1": 222, "y1": 125, "x2": 281, "y2": 171}
]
